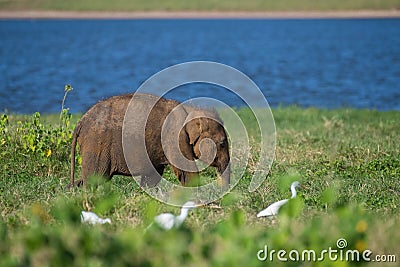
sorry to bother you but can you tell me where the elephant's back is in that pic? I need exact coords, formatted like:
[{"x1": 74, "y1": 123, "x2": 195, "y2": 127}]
[
  {"x1": 76, "y1": 93, "x2": 182, "y2": 144},
  {"x1": 76, "y1": 94, "x2": 133, "y2": 145}
]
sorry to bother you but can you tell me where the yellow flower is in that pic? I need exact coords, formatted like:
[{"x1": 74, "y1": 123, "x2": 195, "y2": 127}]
[
  {"x1": 31, "y1": 202, "x2": 49, "y2": 223},
  {"x1": 356, "y1": 220, "x2": 367, "y2": 233},
  {"x1": 355, "y1": 240, "x2": 367, "y2": 252},
  {"x1": 46, "y1": 149, "x2": 52, "y2": 157}
]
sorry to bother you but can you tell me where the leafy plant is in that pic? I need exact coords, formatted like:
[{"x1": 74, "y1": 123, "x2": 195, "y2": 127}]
[{"x1": 15, "y1": 85, "x2": 74, "y2": 161}]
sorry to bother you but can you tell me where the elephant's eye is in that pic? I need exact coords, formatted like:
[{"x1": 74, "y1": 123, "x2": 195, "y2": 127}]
[{"x1": 218, "y1": 140, "x2": 226, "y2": 148}]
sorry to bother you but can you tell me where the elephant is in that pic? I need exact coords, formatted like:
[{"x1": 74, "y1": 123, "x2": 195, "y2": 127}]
[{"x1": 70, "y1": 93, "x2": 230, "y2": 188}]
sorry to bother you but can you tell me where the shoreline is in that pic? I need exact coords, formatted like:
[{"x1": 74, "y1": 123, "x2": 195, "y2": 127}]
[{"x1": 1, "y1": 10, "x2": 400, "y2": 19}]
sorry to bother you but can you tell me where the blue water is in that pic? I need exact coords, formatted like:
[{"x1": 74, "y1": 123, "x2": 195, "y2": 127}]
[{"x1": 0, "y1": 18, "x2": 399, "y2": 113}]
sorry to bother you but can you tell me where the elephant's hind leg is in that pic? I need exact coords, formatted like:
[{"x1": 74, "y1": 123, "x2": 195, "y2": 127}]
[{"x1": 80, "y1": 150, "x2": 112, "y2": 185}]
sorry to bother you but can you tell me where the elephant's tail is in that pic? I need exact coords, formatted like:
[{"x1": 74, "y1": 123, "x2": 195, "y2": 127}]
[{"x1": 70, "y1": 120, "x2": 82, "y2": 187}]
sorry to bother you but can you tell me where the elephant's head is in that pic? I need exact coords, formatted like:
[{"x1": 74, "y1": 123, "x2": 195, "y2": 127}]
[{"x1": 184, "y1": 109, "x2": 230, "y2": 187}]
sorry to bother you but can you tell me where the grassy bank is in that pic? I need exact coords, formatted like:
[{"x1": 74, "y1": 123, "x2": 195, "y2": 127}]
[
  {"x1": 1, "y1": 0, "x2": 400, "y2": 11},
  {"x1": 1, "y1": 106, "x2": 399, "y2": 266}
]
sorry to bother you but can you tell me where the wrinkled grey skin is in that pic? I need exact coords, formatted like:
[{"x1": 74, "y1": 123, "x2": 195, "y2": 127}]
[{"x1": 70, "y1": 93, "x2": 230, "y2": 188}]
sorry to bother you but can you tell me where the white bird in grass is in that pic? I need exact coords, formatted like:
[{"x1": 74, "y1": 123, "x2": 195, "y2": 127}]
[
  {"x1": 257, "y1": 181, "x2": 300, "y2": 218},
  {"x1": 151, "y1": 201, "x2": 198, "y2": 230},
  {"x1": 81, "y1": 211, "x2": 111, "y2": 225}
]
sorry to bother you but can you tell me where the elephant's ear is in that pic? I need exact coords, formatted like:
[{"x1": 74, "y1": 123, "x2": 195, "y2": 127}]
[{"x1": 185, "y1": 118, "x2": 202, "y2": 145}]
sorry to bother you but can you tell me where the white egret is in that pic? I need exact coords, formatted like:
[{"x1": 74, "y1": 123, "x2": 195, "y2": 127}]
[
  {"x1": 152, "y1": 201, "x2": 198, "y2": 230},
  {"x1": 257, "y1": 181, "x2": 300, "y2": 217},
  {"x1": 81, "y1": 211, "x2": 112, "y2": 225}
]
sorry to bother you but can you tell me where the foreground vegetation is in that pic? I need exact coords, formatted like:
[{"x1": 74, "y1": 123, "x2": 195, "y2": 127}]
[
  {"x1": 1, "y1": 102, "x2": 399, "y2": 266},
  {"x1": 1, "y1": 0, "x2": 400, "y2": 11}
]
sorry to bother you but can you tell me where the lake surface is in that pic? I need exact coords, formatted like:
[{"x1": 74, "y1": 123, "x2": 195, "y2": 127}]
[{"x1": 0, "y1": 18, "x2": 399, "y2": 113}]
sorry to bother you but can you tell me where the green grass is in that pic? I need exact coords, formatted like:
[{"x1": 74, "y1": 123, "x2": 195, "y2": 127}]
[
  {"x1": 1, "y1": 107, "x2": 399, "y2": 266},
  {"x1": 1, "y1": 0, "x2": 400, "y2": 11}
]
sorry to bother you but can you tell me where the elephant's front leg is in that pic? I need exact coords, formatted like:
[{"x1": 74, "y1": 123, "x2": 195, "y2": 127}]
[
  {"x1": 140, "y1": 165, "x2": 164, "y2": 188},
  {"x1": 172, "y1": 166, "x2": 199, "y2": 186}
]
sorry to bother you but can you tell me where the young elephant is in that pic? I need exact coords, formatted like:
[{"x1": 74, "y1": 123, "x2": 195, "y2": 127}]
[{"x1": 70, "y1": 93, "x2": 230, "y2": 188}]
